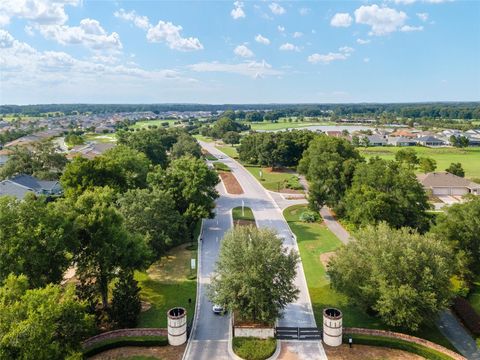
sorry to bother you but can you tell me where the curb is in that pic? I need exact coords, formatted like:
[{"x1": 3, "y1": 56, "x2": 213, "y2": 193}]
[{"x1": 181, "y1": 219, "x2": 204, "y2": 360}]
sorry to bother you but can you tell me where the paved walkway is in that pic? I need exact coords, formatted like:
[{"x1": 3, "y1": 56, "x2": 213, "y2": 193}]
[{"x1": 437, "y1": 310, "x2": 480, "y2": 359}]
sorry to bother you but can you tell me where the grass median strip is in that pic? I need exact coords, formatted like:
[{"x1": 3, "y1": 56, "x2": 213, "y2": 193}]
[
  {"x1": 232, "y1": 337, "x2": 276, "y2": 360},
  {"x1": 232, "y1": 206, "x2": 255, "y2": 227}
]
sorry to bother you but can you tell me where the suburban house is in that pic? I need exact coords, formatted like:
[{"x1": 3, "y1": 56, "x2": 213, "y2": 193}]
[
  {"x1": 0, "y1": 174, "x2": 62, "y2": 199},
  {"x1": 390, "y1": 129, "x2": 418, "y2": 138},
  {"x1": 417, "y1": 172, "x2": 480, "y2": 196},
  {"x1": 364, "y1": 135, "x2": 387, "y2": 146},
  {"x1": 387, "y1": 136, "x2": 417, "y2": 146},
  {"x1": 66, "y1": 142, "x2": 115, "y2": 160},
  {"x1": 416, "y1": 136, "x2": 445, "y2": 147}
]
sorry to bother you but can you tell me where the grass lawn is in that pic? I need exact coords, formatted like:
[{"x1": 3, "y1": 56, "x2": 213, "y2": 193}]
[
  {"x1": 244, "y1": 165, "x2": 300, "y2": 192},
  {"x1": 232, "y1": 206, "x2": 255, "y2": 223},
  {"x1": 213, "y1": 161, "x2": 230, "y2": 172},
  {"x1": 83, "y1": 132, "x2": 117, "y2": 143},
  {"x1": 131, "y1": 119, "x2": 178, "y2": 129},
  {"x1": 358, "y1": 146, "x2": 480, "y2": 180},
  {"x1": 232, "y1": 337, "x2": 276, "y2": 360},
  {"x1": 193, "y1": 134, "x2": 214, "y2": 142},
  {"x1": 216, "y1": 145, "x2": 239, "y2": 158},
  {"x1": 284, "y1": 204, "x2": 455, "y2": 350},
  {"x1": 135, "y1": 243, "x2": 197, "y2": 328},
  {"x1": 246, "y1": 120, "x2": 332, "y2": 131}
]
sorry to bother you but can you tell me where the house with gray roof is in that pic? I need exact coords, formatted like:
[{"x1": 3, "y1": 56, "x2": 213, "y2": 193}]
[
  {"x1": 364, "y1": 135, "x2": 387, "y2": 146},
  {"x1": 387, "y1": 136, "x2": 417, "y2": 146},
  {"x1": 417, "y1": 172, "x2": 480, "y2": 196},
  {"x1": 0, "y1": 174, "x2": 62, "y2": 199},
  {"x1": 416, "y1": 136, "x2": 445, "y2": 147}
]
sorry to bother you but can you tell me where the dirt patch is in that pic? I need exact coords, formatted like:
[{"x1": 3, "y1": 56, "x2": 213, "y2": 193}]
[
  {"x1": 219, "y1": 171, "x2": 243, "y2": 194},
  {"x1": 324, "y1": 344, "x2": 424, "y2": 360},
  {"x1": 88, "y1": 344, "x2": 185, "y2": 360},
  {"x1": 234, "y1": 219, "x2": 256, "y2": 227},
  {"x1": 265, "y1": 167, "x2": 295, "y2": 174},
  {"x1": 320, "y1": 251, "x2": 336, "y2": 269}
]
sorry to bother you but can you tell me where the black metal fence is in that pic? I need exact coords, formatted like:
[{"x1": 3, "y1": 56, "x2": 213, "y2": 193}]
[{"x1": 275, "y1": 327, "x2": 322, "y2": 340}]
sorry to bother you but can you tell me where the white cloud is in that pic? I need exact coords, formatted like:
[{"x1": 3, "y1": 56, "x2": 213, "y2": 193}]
[
  {"x1": 307, "y1": 46, "x2": 353, "y2": 64},
  {"x1": 269, "y1": 3, "x2": 286, "y2": 15},
  {"x1": 147, "y1": 21, "x2": 203, "y2": 51},
  {"x1": 24, "y1": 25, "x2": 35, "y2": 36},
  {"x1": 356, "y1": 38, "x2": 371, "y2": 45},
  {"x1": 255, "y1": 34, "x2": 270, "y2": 45},
  {"x1": 188, "y1": 60, "x2": 282, "y2": 79},
  {"x1": 354, "y1": 5, "x2": 407, "y2": 36},
  {"x1": 0, "y1": 0, "x2": 80, "y2": 26},
  {"x1": 114, "y1": 9, "x2": 150, "y2": 30},
  {"x1": 363, "y1": 57, "x2": 370, "y2": 63},
  {"x1": 400, "y1": 25, "x2": 424, "y2": 32},
  {"x1": 231, "y1": 1, "x2": 246, "y2": 20},
  {"x1": 234, "y1": 44, "x2": 254, "y2": 58},
  {"x1": 416, "y1": 12, "x2": 429, "y2": 22},
  {"x1": 293, "y1": 31, "x2": 303, "y2": 38},
  {"x1": 37, "y1": 19, "x2": 123, "y2": 51},
  {"x1": 299, "y1": 8, "x2": 310, "y2": 16},
  {"x1": 330, "y1": 13, "x2": 353, "y2": 27},
  {"x1": 277, "y1": 25, "x2": 285, "y2": 32},
  {"x1": 279, "y1": 42, "x2": 299, "y2": 52}
]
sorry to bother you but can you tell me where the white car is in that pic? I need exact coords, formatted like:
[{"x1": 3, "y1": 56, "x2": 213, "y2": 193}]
[{"x1": 212, "y1": 304, "x2": 225, "y2": 315}]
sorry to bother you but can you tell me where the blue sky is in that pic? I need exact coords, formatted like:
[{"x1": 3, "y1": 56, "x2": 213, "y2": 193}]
[{"x1": 0, "y1": 0, "x2": 479, "y2": 104}]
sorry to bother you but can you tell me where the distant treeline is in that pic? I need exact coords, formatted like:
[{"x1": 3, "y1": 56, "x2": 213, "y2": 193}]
[{"x1": 1, "y1": 102, "x2": 479, "y2": 120}]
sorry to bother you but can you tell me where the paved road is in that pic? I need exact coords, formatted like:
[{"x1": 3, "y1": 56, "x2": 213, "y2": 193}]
[
  {"x1": 437, "y1": 310, "x2": 480, "y2": 359},
  {"x1": 184, "y1": 142, "x2": 328, "y2": 360}
]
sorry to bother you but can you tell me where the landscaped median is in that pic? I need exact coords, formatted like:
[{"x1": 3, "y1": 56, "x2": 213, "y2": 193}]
[
  {"x1": 232, "y1": 206, "x2": 255, "y2": 227},
  {"x1": 232, "y1": 337, "x2": 277, "y2": 360},
  {"x1": 214, "y1": 162, "x2": 244, "y2": 194}
]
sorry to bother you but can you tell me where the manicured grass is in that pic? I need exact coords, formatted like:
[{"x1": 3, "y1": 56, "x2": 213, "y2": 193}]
[
  {"x1": 83, "y1": 336, "x2": 167, "y2": 358},
  {"x1": 346, "y1": 334, "x2": 456, "y2": 360},
  {"x1": 246, "y1": 119, "x2": 332, "y2": 131},
  {"x1": 232, "y1": 337, "x2": 276, "y2": 360},
  {"x1": 131, "y1": 119, "x2": 178, "y2": 129},
  {"x1": 83, "y1": 132, "x2": 117, "y2": 143},
  {"x1": 358, "y1": 146, "x2": 480, "y2": 180},
  {"x1": 244, "y1": 166, "x2": 301, "y2": 192},
  {"x1": 232, "y1": 206, "x2": 255, "y2": 222},
  {"x1": 284, "y1": 204, "x2": 455, "y2": 350},
  {"x1": 213, "y1": 161, "x2": 230, "y2": 172},
  {"x1": 193, "y1": 134, "x2": 214, "y2": 142},
  {"x1": 135, "y1": 244, "x2": 197, "y2": 328},
  {"x1": 204, "y1": 153, "x2": 217, "y2": 161},
  {"x1": 216, "y1": 145, "x2": 239, "y2": 158}
]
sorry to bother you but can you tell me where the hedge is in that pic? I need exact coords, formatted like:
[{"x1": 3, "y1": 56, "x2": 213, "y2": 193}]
[
  {"x1": 232, "y1": 337, "x2": 276, "y2": 360},
  {"x1": 452, "y1": 296, "x2": 480, "y2": 336},
  {"x1": 83, "y1": 335, "x2": 168, "y2": 358},
  {"x1": 344, "y1": 334, "x2": 456, "y2": 360}
]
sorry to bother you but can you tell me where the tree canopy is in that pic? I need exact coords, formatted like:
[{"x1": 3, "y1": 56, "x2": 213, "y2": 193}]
[
  {"x1": 209, "y1": 226, "x2": 299, "y2": 324},
  {"x1": 446, "y1": 162, "x2": 465, "y2": 177},
  {"x1": 328, "y1": 223, "x2": 454, "y2": 331},
  {"x1": 342, "y1": 158, "x2": 431, "y2": 231},
  {"x1": 298, "y1": 135, "x2": 362, "y2": 209}
]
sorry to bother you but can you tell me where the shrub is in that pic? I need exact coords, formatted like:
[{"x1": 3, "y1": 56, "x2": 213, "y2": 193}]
[
  {"x1": 299, "y1": 210, "x2": 319, "y2": 223},
  {"x1": 232, "y1": 337, "x2": 276, "y2": 360},
  {"x1": 83, "y1": 336, "x2": 168, "y2": 357},
  {"x1": 285, "y1": 176, "x2": 303, "y2": 190},
  {"x1": 452, "y1": 296, "x2": 480, "y2": 336}
]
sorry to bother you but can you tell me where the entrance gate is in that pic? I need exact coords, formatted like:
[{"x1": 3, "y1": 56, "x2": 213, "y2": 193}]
[{"x1": 275, "y1": 327, "x2": 322, "y2": 340}]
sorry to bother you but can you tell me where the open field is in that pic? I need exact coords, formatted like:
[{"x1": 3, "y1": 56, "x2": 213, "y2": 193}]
[
  {"x1": 215, "y1": 145, "x2": 239, "y2": 158},
  {"x1": 284, "y1": 204, "x2": 455, "y2": 350},
  {"x1": 131, "y1": 119, "x2": 178, "y2": 129},
  {"x1": 246, "y1": 120, "x2": 332, "y2": 131},
  {"x1": 359, "y1": 146, "x2": 480, "y2": 180},
  {"x1": 84, "y1": 133, "x2": 117, "y2": 143},
  {"x1": 194, "y1": 134, "x2": 215, "y2": 143},
  {"x1": 135, "y1": 243, "x2": 197, "y2": 328},
  {"x1": 244, "y1": 166, "x2": 302, "y2": 192}
]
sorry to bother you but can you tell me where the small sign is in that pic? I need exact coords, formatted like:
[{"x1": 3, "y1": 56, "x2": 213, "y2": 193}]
[
  {"x1": 191, "y1": 259, "x2": 196, "y2": 270},
  {"x1": 259, "y1": 170, "x2": 263, "y2": 178}
]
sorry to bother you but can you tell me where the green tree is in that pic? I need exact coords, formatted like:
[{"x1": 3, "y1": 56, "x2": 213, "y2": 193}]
[
  {"x1": 170, "y1": 133, "x2": 202, "y2": 159},
  {"x1": 0, "y1": 141, "x2": 67, "y2": 180},
  {"x1": 209, "y1": 226, "x2": 299, "y2": 324},
  {"x1": 394, "y1": 148, "x2": 419, "y2": 166},
  {"x1": 298, "y1": 135, "x2": 362, "y2": 209},
  {"x1": 59, "y1": 187, "x2": 151, "y2": 309},
  {"x1": 0, "y1": 194, "x2": 71, "y2": 288},
  {"x1": 343, "y1": 158, "x2": 431, "y2": 231},
  {"x1": 110, "y1": 271, "x2": 142, "y2": 328},
  {"x1": 328, "y1": 223, "x2": 454, "y2": 331},
  {"x1": 450, "y1": 135, "x2": 469, "y2": 148},
  {"x1": 117, "y1": 187, "x2": 186, "y2": 257},
  {"x1": 61, "y1": 145, "x2": 151, "y2": 197},
  {"x1": 446, "y1": 162, "x2": 465, "y2": 177},
  {"x1": 433, "y1": 197, "x2": 480, "y2": 274},
  {"x1": 147, "y1": 156, "x2": 219, "y2": 235},
  {"x1": 64, "y1": 133, "x2": 85, "y2": 147},
  {"x1": 223, "y1": 131, "x2": 241, "y2": 145},
  {"x1": 418, "y1": 157, "x2": 437, "y2": 173},
  {"x1": 0, "y1": 274, "x2": 94, "y2": 360}
]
